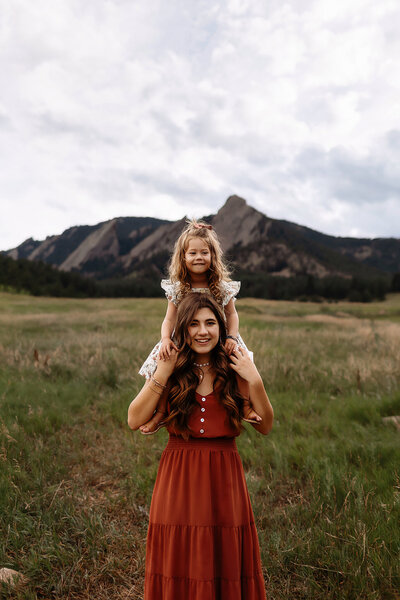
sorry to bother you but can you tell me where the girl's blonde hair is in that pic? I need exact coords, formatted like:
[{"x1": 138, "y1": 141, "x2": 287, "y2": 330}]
[{"x1": 169, "y1": 219, "x2": 231, "y2": 305}]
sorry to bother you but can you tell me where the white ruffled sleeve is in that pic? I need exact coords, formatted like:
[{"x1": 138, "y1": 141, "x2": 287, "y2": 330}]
[
  {"x1": 220, "y1": 280, "x2": 241, "y2": 306},
  {"x1": 161, "y1": 279, "x2": 180, "y2": 306}
]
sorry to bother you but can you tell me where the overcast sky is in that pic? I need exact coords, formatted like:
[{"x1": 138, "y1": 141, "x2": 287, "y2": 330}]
[{"x1": 1, "y1": 0, "x2": 400, "y2": 250}]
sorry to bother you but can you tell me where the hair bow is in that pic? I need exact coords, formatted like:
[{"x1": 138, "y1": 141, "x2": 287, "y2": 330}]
[{"x1": 193, "y1": 223, "x2": 213, "y2": 230}]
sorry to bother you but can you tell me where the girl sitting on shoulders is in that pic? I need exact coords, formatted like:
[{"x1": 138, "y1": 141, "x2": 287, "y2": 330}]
[{"x1": 138, "y1": 219, "x2": 259, "y2": 433}]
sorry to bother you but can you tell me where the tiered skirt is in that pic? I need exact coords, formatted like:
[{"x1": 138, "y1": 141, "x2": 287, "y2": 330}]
[{"x1": 144, "y1": 435, "x2": 266, "y2": 599}]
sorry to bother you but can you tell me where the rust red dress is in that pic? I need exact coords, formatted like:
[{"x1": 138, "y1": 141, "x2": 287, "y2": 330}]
[{"x1": 144, "y1": 391, "x2": 267, "y2": 599}]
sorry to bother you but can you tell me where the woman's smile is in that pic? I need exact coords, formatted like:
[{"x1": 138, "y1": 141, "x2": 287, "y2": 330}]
[
  {"x1": 188, "y1": 308, "x2": 219, "y2": 357},
  {"x1": 192, "y1": 337, "x2": 212, "y2": 348}
]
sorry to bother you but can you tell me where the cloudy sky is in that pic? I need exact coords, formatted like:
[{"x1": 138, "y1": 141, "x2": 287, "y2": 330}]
[{"x1": 1, "y1": 0, "x2": 400, "y2": 250}]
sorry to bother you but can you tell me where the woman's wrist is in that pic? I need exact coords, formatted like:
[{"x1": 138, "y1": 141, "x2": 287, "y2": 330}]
[
  {"x1": 248, "y1": 372, "x2": 263, "y2": 388},
  {"x1": 154, "y1": 361, "x2": 175, "y2": 382},
  {"x1": 226, "y1": 334, "x2": 238, "y2": 342},
  {"x1": 151, "y1": 375, "x2": 167, "y2": 390},
  {"x1": 148, "y1": 382, "x2": 164, "y2": 395}
]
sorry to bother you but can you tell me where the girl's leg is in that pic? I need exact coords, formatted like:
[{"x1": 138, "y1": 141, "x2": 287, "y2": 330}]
[
  {"x1": 139, "y1": 393, "x2": 167, "y2": 435},
  {"x1": 242, "y1": 398, "x2": 262, "y2": 424}
]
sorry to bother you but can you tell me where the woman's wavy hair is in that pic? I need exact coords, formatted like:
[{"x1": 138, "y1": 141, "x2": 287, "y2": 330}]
[
  {"x1": 168, "y1": 219, "x2": 231, "y2": 305},
  {"x1": 163, "y1": 293, "x2": 245, "y2": 439}
]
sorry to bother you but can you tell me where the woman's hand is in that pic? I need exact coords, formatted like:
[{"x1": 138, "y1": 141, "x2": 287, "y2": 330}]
[
  {"x1": 128, "y1": 351, "x2": 178, "y2": 431},
  {"x1": 159, "y1": 337, "x2": 179, "y2": 360},
  {"x1": 155, "y1": 347, "x2": 179, "y2": 379},
  {"x1": 229, "y1": 347, "x2": 261, "y2": 386},
  {"x1": 230, "y1": 348, "x2": 273, "y2": 435},
  {"x1": 224, "y1": 337, "x2": 237, "y2": 356}
]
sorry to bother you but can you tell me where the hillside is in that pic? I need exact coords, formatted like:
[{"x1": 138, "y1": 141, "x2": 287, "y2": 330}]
[
  {"x1": 7, "y1": 217, "x2": 169, "y2": 279},
  {"x1": 5, "y1": 196, "x2": 400, "y2": 284}
]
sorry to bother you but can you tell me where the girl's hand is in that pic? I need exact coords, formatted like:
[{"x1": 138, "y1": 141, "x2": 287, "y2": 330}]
[
  {"x1": 159, "y1": 338, "x2": 179, "y2": 360},
  {"x1": 224, "y1": 337, "x2": 237, "y2": 356},
  {"x1": 229, "y1": 347, "x2": 261, "y2": 386},
  {"x1": 155, "y1": 348, "x2": 179, "y2": 379}
]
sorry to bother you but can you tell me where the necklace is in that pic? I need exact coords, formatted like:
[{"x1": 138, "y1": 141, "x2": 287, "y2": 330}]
[{"x1": 194, "y1": 361, "x2": 211, "y2": 383}]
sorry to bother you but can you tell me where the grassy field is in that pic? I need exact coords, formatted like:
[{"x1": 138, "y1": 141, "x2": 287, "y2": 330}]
[{"x1": 0, "y1": 292, "x2": 399, "y2": 599}]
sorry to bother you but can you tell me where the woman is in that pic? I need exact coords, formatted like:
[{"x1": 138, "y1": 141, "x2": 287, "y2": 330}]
[{"x1": 128, "y1": 293, "x2": 273, "y2": 599}]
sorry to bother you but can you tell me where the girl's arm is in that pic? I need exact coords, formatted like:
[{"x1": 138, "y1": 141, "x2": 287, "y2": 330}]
[
  {"x1": 160, "y1": 301, "x2": 178, "y2": 359},
  {"x1": 224, "y1": 298, "x2": 239, "y2": 337},
  {"x1": 128, "y1": 351, "x2": 177, "y2": 430},
  {"x1": 224, "y1": 298, "x2": 239, "y2": 355},
  {"x1": 230, "y1": 349, "x2": 273, "y2": 435}
]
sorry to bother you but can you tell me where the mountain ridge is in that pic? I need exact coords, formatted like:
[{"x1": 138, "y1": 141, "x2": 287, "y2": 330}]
[{"x1": 5, "y1": 196, "x2": 400, "y2": 280}]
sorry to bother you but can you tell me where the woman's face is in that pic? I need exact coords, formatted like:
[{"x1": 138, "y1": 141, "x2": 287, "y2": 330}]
[{"x1": 187, "y1": 307, "x2": 220, "y2": 357}]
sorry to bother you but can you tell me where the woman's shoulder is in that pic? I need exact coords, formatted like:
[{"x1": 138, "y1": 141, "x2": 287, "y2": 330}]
[{"x1": 219, "y1": 279, "x2": 241, "y2": 305}]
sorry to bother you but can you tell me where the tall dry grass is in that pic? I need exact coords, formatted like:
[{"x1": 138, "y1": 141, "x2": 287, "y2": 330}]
[{"x1": 0, "y1": 293, "x2": 399, "y2": 599}]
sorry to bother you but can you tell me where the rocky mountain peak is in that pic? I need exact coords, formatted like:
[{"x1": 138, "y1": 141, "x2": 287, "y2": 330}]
[
  {"x1": 212, "y1": 195, "x2": 269, "y2": 252},
  {"x1": 222, "y1": 195, "x2": 248, "y2": 211},
  {"x1": 60, "y1": 219, "x2": 120, "y2": 272}
]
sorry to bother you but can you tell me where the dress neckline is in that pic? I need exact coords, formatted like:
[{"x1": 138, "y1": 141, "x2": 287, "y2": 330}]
[{"x1": 195, "y1": 390, "x2": 214, "y2": 397}]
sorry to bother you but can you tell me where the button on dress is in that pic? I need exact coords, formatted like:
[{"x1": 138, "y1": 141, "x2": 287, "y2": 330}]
[{"x1": 144, "y1": 391, "x2": 267, "y2": 599}]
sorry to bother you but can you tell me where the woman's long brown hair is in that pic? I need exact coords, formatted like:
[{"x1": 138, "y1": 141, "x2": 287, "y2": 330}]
[{"x1": 163, "y1": 293, "x2": 245, "y2": 439}]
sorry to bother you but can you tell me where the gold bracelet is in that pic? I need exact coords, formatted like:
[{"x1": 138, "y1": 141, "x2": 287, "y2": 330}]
[
  {"x1": 149, "y1": 383, "x2": 163, "y2": 395},
  {"x1": 151, "y1": 375, "x2": 167, "y2": 389}
]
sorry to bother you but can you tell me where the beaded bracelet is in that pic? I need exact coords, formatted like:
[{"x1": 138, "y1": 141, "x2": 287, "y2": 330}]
[{"x1": 226, "y1": 335, "x2": 239, "y2": 342}]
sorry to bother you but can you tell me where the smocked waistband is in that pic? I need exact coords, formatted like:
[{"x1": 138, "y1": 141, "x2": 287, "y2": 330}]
[{"x1": 165, "y1": 434, "x2": 238, "y2": 452}]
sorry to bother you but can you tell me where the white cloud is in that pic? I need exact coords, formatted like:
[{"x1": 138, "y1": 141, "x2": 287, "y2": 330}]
[{"x1": 0, "y1": 0, "x2": 399, "y2": 250}]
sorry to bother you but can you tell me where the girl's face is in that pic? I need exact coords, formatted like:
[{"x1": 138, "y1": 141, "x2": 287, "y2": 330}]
[
  {"x1": 187, "y1": 307, "x2": 220, "y2": 357},
  {"x1": 184, "y1": 237, "x2": 211, "y2": 276}
]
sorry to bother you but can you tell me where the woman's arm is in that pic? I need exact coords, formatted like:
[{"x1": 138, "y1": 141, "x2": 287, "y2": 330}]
[
  {"x1": 127, "y1": 351, "x2": 177, "y2": 430},
  {"x1": 231, "y1": 350, "x2": 273, "y2": 435}
]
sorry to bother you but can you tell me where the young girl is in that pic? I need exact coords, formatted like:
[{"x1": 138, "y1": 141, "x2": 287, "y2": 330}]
[
  {"x1": 138, "y1": 219, "x2": 259, "y2": 433},
  {"x1": 128, "y1": 293, "x2": 273, "y2": 599}
]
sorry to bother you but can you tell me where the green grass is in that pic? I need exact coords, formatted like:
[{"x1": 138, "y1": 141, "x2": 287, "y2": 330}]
[{"x1": 0, "y1": 292, "x2": 399, "y2": 599}]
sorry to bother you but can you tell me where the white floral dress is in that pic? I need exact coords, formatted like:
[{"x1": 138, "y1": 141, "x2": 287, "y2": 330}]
[{"x1": 138, "y1": 279, "x2": 253, "y2": 379}]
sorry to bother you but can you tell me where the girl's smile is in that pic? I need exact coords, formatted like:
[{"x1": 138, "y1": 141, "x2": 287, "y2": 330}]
[{"x1": 184, "y1": 238, "x2": 211, "y2": 275}]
